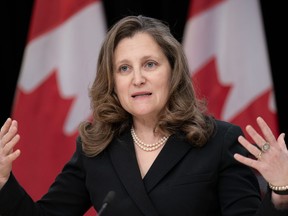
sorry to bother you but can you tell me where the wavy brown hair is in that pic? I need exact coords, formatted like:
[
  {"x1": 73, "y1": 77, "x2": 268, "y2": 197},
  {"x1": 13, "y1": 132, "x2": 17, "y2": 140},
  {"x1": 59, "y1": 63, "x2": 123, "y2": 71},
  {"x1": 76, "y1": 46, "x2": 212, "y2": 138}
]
[{"x1": 79, "y1": 15, "x2": 215, "y2": 157}]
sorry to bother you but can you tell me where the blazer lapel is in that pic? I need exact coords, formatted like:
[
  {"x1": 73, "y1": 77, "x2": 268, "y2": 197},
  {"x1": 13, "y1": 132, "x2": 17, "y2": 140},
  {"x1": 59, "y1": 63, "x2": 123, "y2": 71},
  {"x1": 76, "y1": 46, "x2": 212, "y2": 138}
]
[
  {"x1": 143, "y1": 133, "x2": 192, "y2": 192},
  {"x1": 108, "y1": 130, "x2": 159, "y2": 216}
]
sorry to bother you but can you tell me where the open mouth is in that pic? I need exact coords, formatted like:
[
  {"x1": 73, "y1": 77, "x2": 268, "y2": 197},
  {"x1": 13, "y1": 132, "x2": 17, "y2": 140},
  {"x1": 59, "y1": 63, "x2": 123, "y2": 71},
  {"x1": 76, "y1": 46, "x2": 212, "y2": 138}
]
[{"x1": 131, "y1": 92, "x2": 152, "y2": 98}]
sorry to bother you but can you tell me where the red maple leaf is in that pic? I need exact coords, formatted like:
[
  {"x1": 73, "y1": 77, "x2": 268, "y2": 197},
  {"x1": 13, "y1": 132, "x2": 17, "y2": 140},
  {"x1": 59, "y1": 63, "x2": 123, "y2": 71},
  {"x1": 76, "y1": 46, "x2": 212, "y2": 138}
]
[
  {"x1": 192, "y1": 57, "x2": 232, "y2": 119},
  {"x1": 12, "y1": 71, "x2": 78, "y2": 199},
  {"x1": 230, "y1": 89, "x2": 279, "y2": 141},
  {"x1": 192, "y1": 57, "x2": 278, "y2": 139},
  {"x1": 191, "y1": 58, "x2": 278, "y2": 196},
  {"x1": 11, "y1": 70, "x2": 106, "y2": 216},
  {"x1": 230, "y1": 90, "x2": 278, "y2": 196}
]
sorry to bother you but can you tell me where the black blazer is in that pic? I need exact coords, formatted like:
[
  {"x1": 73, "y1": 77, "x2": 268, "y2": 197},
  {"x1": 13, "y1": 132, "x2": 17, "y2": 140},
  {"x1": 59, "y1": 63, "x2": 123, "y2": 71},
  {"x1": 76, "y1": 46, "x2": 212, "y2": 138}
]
[{"x1": 0, "y1": 120, "x2": 287, "y2": 215}]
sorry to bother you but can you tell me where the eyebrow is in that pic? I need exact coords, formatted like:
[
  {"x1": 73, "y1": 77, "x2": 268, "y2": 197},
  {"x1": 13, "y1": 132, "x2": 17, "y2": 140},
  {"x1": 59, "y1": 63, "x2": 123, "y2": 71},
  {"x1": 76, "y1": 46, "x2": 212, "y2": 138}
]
[{"x1": 115, "y1": 55, "x2": 161, "y2": 65}]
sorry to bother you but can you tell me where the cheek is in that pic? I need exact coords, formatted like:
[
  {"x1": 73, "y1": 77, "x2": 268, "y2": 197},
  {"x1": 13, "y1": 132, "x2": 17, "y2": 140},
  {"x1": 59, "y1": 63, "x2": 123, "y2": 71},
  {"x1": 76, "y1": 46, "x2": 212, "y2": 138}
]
[
  {"x1": 114, "y1": 81, "x2": 127, "y2": 103},
  {"x1": 159, "y1": 75, "x2": 170, "y2": 93},
  {"x1": 159, "y1": 79, "x2": 171, "y2": 102},
  {"x1": 113, "y1": 77, "x2": 122, "y2": 94}
]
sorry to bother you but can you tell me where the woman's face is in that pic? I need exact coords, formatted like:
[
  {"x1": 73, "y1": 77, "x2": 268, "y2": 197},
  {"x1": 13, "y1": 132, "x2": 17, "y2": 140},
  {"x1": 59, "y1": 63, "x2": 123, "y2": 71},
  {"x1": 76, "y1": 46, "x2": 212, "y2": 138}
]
[{"x1": 113, "y1": 32, "x2": 171, "y2": 121}]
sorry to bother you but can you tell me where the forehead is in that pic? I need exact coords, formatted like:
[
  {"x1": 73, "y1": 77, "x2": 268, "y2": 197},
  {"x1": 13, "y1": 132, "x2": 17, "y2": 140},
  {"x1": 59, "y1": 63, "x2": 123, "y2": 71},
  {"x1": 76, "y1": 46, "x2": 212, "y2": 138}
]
[{"x1": 114, "y1": 32, "x2": 164, "y2": 61}]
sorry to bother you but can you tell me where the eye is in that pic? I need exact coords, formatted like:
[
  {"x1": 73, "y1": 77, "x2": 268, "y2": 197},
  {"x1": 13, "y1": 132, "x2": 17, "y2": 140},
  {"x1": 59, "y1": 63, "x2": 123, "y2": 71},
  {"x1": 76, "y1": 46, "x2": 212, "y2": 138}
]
[
  {"x1": 119, "y1": 65, "x2": 130, "y2": 73},
  {"x1": 145, "y1": 61, "x2": 157, "y2": 69}
]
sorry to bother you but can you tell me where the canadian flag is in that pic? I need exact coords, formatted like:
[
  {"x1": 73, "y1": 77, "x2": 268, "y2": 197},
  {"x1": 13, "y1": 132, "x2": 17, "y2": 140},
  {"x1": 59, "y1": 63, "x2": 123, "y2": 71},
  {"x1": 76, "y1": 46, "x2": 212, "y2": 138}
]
[
  {"x1": 183, "y1": 0, "x2": 278, "y2": 138},
  {"x1": 12, "y1": 0, "x2": 106, "y2": 215},
  {"x1": 183, "y1": 0, "x2": 278, "y2": 194}
]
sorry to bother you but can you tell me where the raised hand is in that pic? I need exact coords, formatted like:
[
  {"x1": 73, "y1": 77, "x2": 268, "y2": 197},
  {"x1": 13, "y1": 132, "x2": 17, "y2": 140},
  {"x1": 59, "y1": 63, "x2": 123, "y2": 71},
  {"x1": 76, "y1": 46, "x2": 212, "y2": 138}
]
[
  {"x1": 0, "y1": 118, "x2": 21, "y2": 189},
  {"x1": 234, "y1": 117, "x2": 288, "y2": 187}
]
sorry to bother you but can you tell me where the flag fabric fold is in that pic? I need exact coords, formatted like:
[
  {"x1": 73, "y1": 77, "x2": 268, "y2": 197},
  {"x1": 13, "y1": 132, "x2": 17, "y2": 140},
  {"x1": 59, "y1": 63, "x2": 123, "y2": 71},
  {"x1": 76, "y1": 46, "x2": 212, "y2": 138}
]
[{"x1": 12, "y1": 0, "x2": 106, "y2": 215}]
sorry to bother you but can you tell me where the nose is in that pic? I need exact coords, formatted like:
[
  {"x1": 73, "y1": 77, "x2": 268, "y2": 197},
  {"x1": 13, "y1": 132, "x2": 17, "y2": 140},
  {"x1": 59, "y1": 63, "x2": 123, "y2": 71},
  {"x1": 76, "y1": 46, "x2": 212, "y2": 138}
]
[{"x1": 133, "y1": 70, "x2": 146, "y2": 86}]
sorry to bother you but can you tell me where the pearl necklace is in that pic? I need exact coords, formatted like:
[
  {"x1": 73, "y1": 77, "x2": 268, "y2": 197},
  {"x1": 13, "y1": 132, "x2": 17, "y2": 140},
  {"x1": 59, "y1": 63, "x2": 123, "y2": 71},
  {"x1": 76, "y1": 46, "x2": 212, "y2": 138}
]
[{"x1": 131, "y1": 127, "x2": 169, "y2": 151}]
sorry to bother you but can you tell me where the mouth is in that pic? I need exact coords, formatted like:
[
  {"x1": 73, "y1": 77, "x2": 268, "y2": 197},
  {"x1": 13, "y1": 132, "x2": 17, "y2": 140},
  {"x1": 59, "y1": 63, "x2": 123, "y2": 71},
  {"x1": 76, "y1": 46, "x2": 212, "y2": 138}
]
[{"x1": 131, "y1": 92, "x2": 152, "y2": 98}]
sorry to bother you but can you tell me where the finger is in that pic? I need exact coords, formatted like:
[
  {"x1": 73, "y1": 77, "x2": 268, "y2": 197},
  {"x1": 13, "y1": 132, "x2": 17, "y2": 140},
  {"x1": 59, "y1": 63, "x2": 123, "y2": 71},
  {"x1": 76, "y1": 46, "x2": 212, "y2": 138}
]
[
  {"x1": 0, "y1": 124, "x2": 18, "y2": 148},
  {"x1": 238, "y1": 135, "x2": 262, "y2": 158},
  {"x1": 234, "y1": 153, "x2": 259, "y2": 170},
  {"x1": 6, "y1": 149, "x2": 21, "y2": 163},
  {"x1": 245, "y1": 124, "x2": 267, "y2": 149},
  {"x1": 2, "y1": 134, "x2": 20, "y2": 155},
  {"x1": 277, "y1": 133, "x2": 287, "y2": 150},
  {"x1": 256, "y1": 116, "x2": 277, "y2": 145},
  {"x1": 0, "y1": 118, "x2": 12, "y2": 138}
]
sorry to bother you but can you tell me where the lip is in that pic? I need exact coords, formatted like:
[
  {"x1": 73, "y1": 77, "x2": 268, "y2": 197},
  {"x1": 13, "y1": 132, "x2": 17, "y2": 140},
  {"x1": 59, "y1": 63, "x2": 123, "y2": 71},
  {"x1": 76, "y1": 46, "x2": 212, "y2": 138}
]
[{"x1": 131, "y1": 91, "x2": 152, "y2": 98}]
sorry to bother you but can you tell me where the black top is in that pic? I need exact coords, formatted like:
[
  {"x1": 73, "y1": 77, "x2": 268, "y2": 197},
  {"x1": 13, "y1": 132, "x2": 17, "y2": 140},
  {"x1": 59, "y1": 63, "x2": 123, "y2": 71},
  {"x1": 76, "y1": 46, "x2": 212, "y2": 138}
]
[{"x1": 0, "y1": 120, "x2": 287, "y2": 215}]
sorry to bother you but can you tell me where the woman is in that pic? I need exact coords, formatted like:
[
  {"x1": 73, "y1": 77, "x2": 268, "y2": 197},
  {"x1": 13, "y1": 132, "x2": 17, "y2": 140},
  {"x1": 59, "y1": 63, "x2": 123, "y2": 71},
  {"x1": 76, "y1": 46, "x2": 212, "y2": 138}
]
[{"x1": 0, "y1": 15, "x2": 287, "y2": 215}]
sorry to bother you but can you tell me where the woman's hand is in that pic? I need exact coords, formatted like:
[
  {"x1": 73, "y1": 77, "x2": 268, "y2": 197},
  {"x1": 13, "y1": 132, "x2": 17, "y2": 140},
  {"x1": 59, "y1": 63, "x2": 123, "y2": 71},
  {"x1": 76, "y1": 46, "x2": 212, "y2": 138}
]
[
  {"x1": 0, "y1": 118, "x2": 21, "y2": 189},
  {"x1": 234, "y1": 116, "x2": 288, "y2": 208}
]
